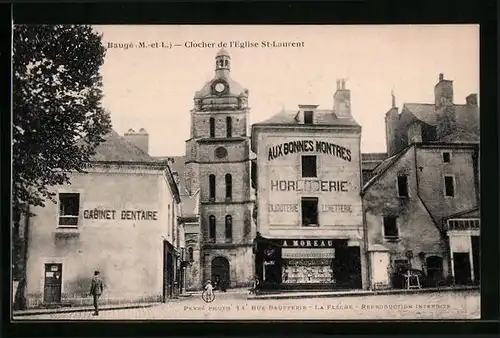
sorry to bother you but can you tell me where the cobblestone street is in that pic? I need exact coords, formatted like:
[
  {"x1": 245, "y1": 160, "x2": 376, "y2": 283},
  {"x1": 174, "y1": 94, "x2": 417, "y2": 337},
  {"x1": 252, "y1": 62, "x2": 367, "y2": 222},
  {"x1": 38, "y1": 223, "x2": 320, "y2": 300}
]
[{"x1": 14, "y1": 289, "x2": 480, "y2": 321}]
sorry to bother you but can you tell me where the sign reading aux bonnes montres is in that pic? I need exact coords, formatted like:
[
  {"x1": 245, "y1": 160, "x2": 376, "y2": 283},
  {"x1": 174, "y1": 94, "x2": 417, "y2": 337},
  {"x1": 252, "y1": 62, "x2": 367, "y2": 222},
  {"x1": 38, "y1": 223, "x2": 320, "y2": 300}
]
[{"x1": 267, "y1": 139, "x2": 353, "y2": 193}]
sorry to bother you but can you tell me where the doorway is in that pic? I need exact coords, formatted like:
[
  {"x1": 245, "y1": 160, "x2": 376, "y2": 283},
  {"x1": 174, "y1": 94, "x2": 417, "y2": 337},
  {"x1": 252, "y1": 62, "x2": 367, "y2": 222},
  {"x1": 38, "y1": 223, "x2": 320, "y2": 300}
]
[
  {"x1": 43, "y1": 263, "x2": 62, "y2": 304},
  {"x1": 426, "y1": 256, "x2": 444, "y2": 285},
  {"x1": 333, "y1": 246, "x2": 362, "y2": 289},
  {"x1": 453, "y1": 252, "x2": 471, "y2": 285},
  {"x1": 163, "y1": 241, "x2": 174, "y2": 301},
  {"x1": 211, "y1": 257, "x2": 230, "y2": 289}
]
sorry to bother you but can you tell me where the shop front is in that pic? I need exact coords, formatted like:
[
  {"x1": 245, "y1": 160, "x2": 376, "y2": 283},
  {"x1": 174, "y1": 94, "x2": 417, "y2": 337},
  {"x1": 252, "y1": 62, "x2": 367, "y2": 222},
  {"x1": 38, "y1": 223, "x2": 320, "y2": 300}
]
[{"x1": 254, "y1": 235, "x2": 363, "y2": 291}]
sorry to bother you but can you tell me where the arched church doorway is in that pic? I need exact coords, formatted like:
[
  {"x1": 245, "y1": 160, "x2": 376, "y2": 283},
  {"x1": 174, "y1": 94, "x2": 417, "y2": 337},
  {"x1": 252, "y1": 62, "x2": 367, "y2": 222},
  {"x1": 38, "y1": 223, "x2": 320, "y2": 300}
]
[{"x1": 211, "y1": 256, "x2": 230, "y2": 289}]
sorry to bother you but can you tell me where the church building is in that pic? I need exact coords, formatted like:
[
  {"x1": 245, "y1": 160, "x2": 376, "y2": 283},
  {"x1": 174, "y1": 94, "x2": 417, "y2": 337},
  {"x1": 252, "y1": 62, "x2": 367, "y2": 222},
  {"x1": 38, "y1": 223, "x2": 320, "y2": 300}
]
[
  {"x1": 182, "y1": 49, "x2": 255, "y2": 289},
  {"x1": 251, "y1": 79, "x2": 368, "y2": 291}
]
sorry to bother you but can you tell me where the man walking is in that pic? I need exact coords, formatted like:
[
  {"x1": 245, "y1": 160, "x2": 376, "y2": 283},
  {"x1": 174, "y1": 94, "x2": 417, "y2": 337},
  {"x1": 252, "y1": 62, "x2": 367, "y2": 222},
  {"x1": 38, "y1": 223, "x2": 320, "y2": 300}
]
[{"x1": 89, "y1": 270, "x2": 104, "y2": 316}]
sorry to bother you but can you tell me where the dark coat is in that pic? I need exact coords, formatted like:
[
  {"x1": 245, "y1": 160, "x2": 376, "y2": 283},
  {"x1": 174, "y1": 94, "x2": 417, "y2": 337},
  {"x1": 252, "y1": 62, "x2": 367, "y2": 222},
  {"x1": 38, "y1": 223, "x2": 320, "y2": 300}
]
[{"x1": 90, "y1": 276, "x2": 104, "y2": 296}]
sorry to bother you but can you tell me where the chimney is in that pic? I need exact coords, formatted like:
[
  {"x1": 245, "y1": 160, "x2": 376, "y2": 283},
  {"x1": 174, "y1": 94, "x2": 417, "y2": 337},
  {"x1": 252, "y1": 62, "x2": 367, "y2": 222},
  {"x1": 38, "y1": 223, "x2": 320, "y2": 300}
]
[
  {"x1": 385, "y1": 91, "x2": 399, "y2": 156},
  {"x1": 466, "y1": 93, "x2": 478, "y2": 106},
  {"x1": 434, "y1": 73, "x2": 456, "y2": 139},
  {"x1": 434, "y1": 73, "x2": 454, "y2": 106},
  {"x1": 124, "y1": 128, "x2": 149, "y2": 154},
  {"x1": 333, "y1": 78, "x2": 351, "y2": 118}
]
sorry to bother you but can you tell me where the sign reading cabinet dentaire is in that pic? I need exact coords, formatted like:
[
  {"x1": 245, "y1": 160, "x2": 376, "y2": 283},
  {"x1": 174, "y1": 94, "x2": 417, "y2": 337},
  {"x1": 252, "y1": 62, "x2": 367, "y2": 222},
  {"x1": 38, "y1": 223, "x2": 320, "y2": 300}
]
[{"x1": 258, "y1": 135, "x2": 363, "y2": 227}]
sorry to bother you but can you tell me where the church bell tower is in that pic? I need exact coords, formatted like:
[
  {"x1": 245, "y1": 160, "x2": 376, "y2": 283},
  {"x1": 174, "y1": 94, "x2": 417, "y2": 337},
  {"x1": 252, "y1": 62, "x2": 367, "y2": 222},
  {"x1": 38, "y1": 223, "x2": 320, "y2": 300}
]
[{"x1": 184, "y1": 49, "x2": 255, "y2": 289}]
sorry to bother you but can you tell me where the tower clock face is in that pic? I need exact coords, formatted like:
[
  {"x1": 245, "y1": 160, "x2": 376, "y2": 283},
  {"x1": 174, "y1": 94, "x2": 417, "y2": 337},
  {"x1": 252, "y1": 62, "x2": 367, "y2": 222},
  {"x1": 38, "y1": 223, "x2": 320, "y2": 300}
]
[
  {"x1": 214, "y1": 82, "x2": 226, "y2": 93},
  {"x1": 215, "y1": 147, "x2": 228, "y2": 159}
]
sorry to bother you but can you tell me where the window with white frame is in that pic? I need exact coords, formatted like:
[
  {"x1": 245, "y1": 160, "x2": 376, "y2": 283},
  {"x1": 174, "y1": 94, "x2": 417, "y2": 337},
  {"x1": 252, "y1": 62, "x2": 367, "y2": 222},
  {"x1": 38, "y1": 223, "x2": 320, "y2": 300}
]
[{"x1": 58, "y1": 193, "x2": 80, "y2": 226}]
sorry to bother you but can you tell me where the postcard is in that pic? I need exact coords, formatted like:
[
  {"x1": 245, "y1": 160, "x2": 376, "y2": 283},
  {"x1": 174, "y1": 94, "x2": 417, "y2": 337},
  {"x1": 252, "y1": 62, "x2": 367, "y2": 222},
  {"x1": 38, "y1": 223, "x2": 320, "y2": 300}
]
[{"x1": 11, "y1": 24, "x2": 480, "y2": 321}]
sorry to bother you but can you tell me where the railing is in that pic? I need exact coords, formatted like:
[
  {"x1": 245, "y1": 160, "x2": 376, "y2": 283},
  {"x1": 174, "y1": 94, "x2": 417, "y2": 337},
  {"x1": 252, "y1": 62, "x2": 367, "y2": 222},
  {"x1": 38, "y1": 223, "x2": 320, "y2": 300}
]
[{"x1": 445, "y1": 219, "x2": 480, "y2": 231}]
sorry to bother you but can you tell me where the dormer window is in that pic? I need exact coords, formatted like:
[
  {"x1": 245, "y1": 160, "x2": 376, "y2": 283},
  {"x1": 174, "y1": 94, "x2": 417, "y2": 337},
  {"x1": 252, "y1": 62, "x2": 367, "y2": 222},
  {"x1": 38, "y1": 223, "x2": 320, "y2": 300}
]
[{"x1": 304, "y1": 111, "x2": 314, "y2": 124}]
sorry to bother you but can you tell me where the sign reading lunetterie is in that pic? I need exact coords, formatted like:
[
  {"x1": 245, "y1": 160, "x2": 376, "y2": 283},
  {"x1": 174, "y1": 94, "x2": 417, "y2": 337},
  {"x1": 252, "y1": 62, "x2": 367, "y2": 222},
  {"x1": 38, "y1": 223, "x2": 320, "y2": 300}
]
[
  {"x1": 268, "y1": 204, "x2": 352, "y2": 213},
  {"x1": 83, "y1": 209, "x2": 159, "y2": 220},
  {"x1": 268, "y1": 140, "x2": 352, "y2": 162}
]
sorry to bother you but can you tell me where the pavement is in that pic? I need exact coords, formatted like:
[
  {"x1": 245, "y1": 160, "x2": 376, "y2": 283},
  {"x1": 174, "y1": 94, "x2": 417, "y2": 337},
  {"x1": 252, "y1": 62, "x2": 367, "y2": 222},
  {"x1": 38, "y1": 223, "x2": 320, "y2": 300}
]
[
  {"x1": 12, "y1": 288, "x2": 480, "y2": 320},
  {"x1": 247, "y1": 285, "x2": 479, "y2": 300}
]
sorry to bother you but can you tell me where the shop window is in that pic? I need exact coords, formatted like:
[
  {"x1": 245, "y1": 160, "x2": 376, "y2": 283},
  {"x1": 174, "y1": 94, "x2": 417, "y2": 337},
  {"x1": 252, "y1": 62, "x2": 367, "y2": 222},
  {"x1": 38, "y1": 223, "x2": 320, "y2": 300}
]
[
  {"x1": 304, "y1": 111, "x2": 314, "y2": 124},
  {"x1": 445, "y1": 176, "x2": 455, "y2": 197},
  {"x1": 225, "y1": 215, "x2": 233, "y2": 242},
  {"x1": 209, "y1": 215, "x2": 216, "y2": 242},
  {"x1": 301, "y1": 197, "x2": 319, "y2": 226},
  {"x1": 302, "y1": 155, "x2": 317, "y2": 178},
  {"x1": 209, "y1": 174, "x2": 216, "y2": 200},
  {"x1": 225, "y1": 174, "x2": 232, "y2": 200},
  {"x1": 226, "y1": 116, "x2": 232, "y2": 137},
  {"x1": 397, "y1": 175, "x2": 409, "y2": 197},
  {"x1": 383, "y1": 216, "x2": 399, "y2": 239},
  {"x1": 209, "y1": 117, "x2": 215, "y2": 137},
  {"x1": 58, "y1": 193, "x2": 80, "y2": 226},
  {"x1": 442, "y1": 152, "x2": 451, "y2": 163}
]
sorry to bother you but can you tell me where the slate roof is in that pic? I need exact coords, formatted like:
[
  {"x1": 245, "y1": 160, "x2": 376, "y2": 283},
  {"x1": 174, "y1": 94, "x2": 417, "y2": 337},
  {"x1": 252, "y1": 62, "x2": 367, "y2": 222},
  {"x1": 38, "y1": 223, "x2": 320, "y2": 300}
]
[
  {"x1": 154, "y1": 155, "x2": 187, "y2": 194},
  {"x1": 402, "y1": 103, "x2": 477, "y2": 128},
  {"x1": 180, "y1": 193, "x2": 200, "y2": 218},
  {"x1": 90, "y1": 129, "x2": 153, "y2": 162},
  {"x1": 194, "y1": 76, "x2": 247, "y2": 99},
  {"x1": 255, "y1": 109, "x2": 361, "y2": 127},
  {"x1": 361, "y1": 152, "x2": 388, "y2": 171},
  {"x1": 436, "y1": 128, "x2": 480, "y2": 143}
]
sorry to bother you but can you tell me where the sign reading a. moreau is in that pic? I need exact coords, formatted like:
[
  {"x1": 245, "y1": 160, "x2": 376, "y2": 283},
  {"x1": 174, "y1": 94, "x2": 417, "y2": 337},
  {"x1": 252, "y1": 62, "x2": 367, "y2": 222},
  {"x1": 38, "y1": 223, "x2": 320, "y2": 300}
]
[{"x1": 260, "y1": 134, "x2": 363, "y2": 228}]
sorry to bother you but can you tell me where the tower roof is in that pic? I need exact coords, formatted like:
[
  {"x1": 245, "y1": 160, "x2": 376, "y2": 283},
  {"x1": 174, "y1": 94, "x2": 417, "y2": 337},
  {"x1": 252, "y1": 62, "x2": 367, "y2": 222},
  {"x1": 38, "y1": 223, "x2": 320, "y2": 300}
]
[{"x1": 216, "y1": 48, "x2": 230, "y2": 58}]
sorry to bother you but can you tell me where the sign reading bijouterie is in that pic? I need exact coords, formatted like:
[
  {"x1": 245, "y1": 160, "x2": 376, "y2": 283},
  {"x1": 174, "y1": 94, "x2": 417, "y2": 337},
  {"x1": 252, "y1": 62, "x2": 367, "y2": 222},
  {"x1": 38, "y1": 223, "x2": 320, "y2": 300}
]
[{"x1": 267, "y1": 140, "x2": 352, "y2": 162}]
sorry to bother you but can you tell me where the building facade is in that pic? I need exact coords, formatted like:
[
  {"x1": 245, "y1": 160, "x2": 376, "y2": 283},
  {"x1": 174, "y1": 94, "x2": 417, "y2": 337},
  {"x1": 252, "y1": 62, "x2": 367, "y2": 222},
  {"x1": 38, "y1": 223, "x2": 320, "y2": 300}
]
[
  {"x1": 363, "y1": 74, "x2": 480, "y2": 290},
  {"x1": 251, "y1": 80, "x2": 368, "y2": 291},
  {"x1": 23, "y1": 130, "x2": 185, "y2": 307},
  {"x1": 182, "y1": 49, "x2": 255, "y2": 289}
]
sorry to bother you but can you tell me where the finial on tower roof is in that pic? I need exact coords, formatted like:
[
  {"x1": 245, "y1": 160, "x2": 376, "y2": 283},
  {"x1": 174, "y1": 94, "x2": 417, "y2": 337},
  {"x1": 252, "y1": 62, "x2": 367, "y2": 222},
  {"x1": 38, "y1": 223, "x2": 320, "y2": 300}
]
[{"x1": 391, "y1": 89, "x2": 396, "y2": 108}]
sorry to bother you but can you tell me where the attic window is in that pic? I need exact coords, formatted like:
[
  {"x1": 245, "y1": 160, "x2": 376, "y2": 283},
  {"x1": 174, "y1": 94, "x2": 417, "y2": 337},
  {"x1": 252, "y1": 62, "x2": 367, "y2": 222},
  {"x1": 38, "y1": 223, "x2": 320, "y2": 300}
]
[{"x1": 304, "y1": 111, "x2": 314, "y2": 124}]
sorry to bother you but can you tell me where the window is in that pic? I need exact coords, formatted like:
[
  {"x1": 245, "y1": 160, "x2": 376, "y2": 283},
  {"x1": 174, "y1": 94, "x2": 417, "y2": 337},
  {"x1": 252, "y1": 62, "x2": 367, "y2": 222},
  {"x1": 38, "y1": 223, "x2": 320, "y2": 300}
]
[
  {"x1": 209, "y1": 117, "x2": 215, "y2": 137},
  {"x1": 225, "y1": 215, "x2": 233, "y2": 242},
  {"x1": 444, "y1": 176, "x2": 455, "y2": 197},
  {"x1": 226, "y1": 116, "x2": 232, "y2": 137},
  {"x1": 225, "y1": 174, "x2": 232, "y2": 200},
  {"x1": 383, "y1": 216, "x2": 399, "y2": 239},
  {"x1": 397, "y1": 175, "x2": 409, "y2": 197},
  {"x1": 301, "y1": 197, "x2": 319, "y2": 226},
  {"x1": 302, "y1": 155, "x2": 317, "y2": 178},
  {"x1": 304, "y1": 111, "x2": 314, "y2": 124},
  {"x1": 58, "y1": 193, "x2": 80, "y2": 226},
  {"x1": 209, "y1": 215, "x2": 216, "y2": 242},
  {"x1": 442, "y1": 152, "x2": 451, "y2": 163},
  {"x1": 188, "y1": 247, "x2": 194, "y2": 262},
  {"x1": 209, "y1": 174, "x2": 216, "y2": 200}
]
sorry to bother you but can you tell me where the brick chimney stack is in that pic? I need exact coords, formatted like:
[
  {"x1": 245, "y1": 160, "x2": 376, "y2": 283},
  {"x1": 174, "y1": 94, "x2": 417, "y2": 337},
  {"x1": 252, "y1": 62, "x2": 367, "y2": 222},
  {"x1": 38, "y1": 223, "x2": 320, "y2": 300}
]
[
  {"x1": 466, "y1": 93, "x2": 478, "y2": 106},
  {"x1": 124, "y1": 128, "x2": 149, "y2": 154},
  {"x1": 333, "y1": 78, "x2": 351, "y2": 118},
  {"x1": 434, "y1": 73, "x2": 456, "y2": 139}
]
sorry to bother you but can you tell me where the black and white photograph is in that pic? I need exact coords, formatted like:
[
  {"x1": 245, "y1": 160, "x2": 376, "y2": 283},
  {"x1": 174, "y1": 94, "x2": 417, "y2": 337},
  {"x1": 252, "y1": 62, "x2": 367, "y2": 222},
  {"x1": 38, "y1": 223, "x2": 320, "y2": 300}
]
[{"x1": 11, "y1": 24, "x2": 480, "y2": 321}]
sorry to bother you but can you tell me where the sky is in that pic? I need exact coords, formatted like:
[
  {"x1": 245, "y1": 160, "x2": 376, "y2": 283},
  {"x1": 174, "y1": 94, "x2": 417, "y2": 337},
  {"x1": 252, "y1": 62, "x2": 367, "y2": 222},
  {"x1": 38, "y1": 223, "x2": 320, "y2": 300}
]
[{"x1": 92, "y1": 25, "x2": 479, "y2": 157}]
